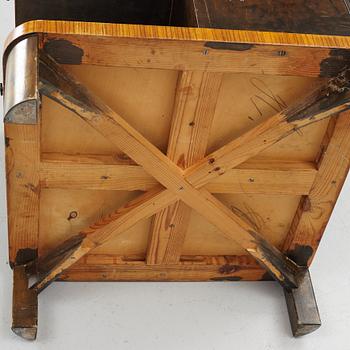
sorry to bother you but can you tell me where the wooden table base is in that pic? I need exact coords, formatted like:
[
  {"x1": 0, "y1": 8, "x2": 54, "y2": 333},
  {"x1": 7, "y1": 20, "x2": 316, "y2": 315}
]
[{"x1": 3, "y1": 3, "x2": 350, "y2": 339}]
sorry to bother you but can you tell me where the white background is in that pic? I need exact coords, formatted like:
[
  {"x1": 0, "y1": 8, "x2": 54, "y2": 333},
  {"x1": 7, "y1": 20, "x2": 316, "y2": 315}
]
[{"x1": 0, "y1": 1, "x2": 349, "y2": 349}]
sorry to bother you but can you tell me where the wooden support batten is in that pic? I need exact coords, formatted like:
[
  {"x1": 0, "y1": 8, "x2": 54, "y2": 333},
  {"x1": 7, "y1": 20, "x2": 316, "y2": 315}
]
[
  {"x1": 39, "y1": 154, "x2": 318, "y2": 195},
  {"x1": 146, "y1": 71, "x2": 223, "y2": 265},
  {"x1": 283, "y1": 112, "x2": 350, "y2": 265}
]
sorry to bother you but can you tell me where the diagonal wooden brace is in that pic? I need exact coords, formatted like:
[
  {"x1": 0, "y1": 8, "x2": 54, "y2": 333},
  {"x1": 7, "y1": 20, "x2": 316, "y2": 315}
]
[
  {"x1": 184, "y1": 70, "x2": 350, "y2": 187},
  {"x1": 36, "y1": 52, "x2": 350, "y2": 292},
  {"x1": 32, "y1": 187, "x2": 176, "y2": 292},
  {"x1": 37, "y1": 52, "x2": 301, "y2": 290}
]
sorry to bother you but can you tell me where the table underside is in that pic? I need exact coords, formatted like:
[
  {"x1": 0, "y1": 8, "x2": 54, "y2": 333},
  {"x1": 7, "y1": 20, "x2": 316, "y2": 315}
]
[{"x1": 4, "y1": 8, "x2": 350, "y2": 337}]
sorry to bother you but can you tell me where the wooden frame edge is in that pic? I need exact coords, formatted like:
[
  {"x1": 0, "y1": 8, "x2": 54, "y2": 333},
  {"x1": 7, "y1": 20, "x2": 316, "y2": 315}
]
[{"x1": 5, "y1": 20, "x2": 350, "y2": 54}]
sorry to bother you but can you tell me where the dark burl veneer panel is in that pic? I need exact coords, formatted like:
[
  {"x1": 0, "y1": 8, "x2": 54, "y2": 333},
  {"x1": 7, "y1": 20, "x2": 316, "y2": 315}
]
[
  {"x1": 15, "y1": 0, "x2": 350, "y2": 35},
  {"x1": 15, "y1": 0, "x2": 173, "y2": 26},
  {"x1": 187, "y1": 0, "x2": 350, "y2": 35}
]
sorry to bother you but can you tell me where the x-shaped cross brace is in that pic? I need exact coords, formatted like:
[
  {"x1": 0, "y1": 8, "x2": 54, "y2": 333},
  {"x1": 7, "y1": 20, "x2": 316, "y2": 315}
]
[{"x1": 31, "y1": 52, "x2": 350, "y2": 295}]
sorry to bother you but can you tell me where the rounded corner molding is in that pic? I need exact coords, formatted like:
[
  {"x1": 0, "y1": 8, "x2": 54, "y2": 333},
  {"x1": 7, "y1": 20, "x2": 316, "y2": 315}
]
[{"x1": 3, "y1": 36, "x2": 38, "y2": 125}]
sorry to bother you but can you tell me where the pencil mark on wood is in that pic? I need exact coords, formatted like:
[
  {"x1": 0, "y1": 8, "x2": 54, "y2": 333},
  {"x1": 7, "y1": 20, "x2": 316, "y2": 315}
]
[
  {"x1": 230, "y1": 204, "x2": 264, "y2": 233},
  {"x1": 248, "y1": 78, "x2": 287, "y2": 121}
]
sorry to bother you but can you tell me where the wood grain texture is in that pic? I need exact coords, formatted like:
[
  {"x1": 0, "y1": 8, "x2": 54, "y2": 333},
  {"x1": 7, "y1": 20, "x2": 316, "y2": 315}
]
[
  {"x1": 40, "y1": 153, "x2": 156, "y2": 191},
  {"x1": 38, "y1": 54, "x2": 301, "y2": 289},
  {"x1": 41, "y1": 34, "x2": 341, "y2": 78},
  {"x1": 206, "y1": 160, "x2": 317, "y2": 195},
  {"x1": 4, "y1": 23, "x2": 345, "y2": 288},
  {"x1": 283, "y1": 112, "x2": 350, "y2": 266},
  {"x1": 33, "y1": 186, "x2": 178, "y2": 292},
  {"x1": 7, "y1": 20, "x2": 350, "y2": 50},
  {"x1": 147, "y1": 71, "x2": 222, "y2": 265},
  {"x1": 5, "y1": 20, "x2": 350, "y2": 79},
  {"x1": 12, "y1": 266, "x2": 38, "y2": 340},
  {"x1": 39, "y1": 155, "x2": 317, "y2": 195},
  {"x1": 38, "y1": 51, "x2": 350, "y2": 286},
  {"x1": 58, "y1": 254, "x2": 267, "y2": 282},
  {"x1": 5, "y1": 124, "x2": 40, "y2": 266},
  {"x1": 184, "y1": 72, "x2": 350, "y2": 189},
  {"x1": 4, "y1": 11, "x2": 350, "y2": 341}
]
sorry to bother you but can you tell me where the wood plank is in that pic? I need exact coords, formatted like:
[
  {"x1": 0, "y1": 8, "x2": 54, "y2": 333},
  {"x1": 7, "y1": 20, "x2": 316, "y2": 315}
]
[
  {"x1": 32, "y1": 186, "x2": 178, "y2": 292},
  {"x1": 8, "y1": 19, "x2": 350, "y2": 51},
  {"x1": 147, "y1": 71, "x2": 222, "y2": 265},
  {"x1": 39, "y1": 154, "x2": 317, "y2": 195},
  {"x1": 184, "y1": 73, "x2": 350, "y2": 189},
  {"x1": 283, "y1": 112, "x2": 350, "y2": 266},
  {"x1": 5, "y1": 124, "x2": 40, "y2": 266},
  {"x1": 60, "y1": 265, "x2": 266, "y2": 282},
  {"x1": 40, "y1": 154, "x2": 155, "y2": 191},
  {"x1": 41, "y1": 34, "x2": 345, "y2": 78},
  {"x1": 38, "y1": 53, "x2": 301, "y2": 289},
  {"x1": 6, "y1": 20, "x2": 350, "y2": 78},
  {"x1": 58, "y1": 254, "x2": 267, "y2": 282},
  {"x1": 207, "y1": 160, "x2": 317, "y2": 195}
]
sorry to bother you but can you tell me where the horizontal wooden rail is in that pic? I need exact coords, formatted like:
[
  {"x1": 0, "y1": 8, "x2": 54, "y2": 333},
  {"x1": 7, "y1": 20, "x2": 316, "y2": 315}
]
[
  {"x1": 7, "y1": 20, "x2": 350, "y2": 78},
  {"x1": 40, "y1": 153, "x2": 317, "y2": 195},
  {"x1": 55, "y1": 254, "x2": 266, "y2": 282}
]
